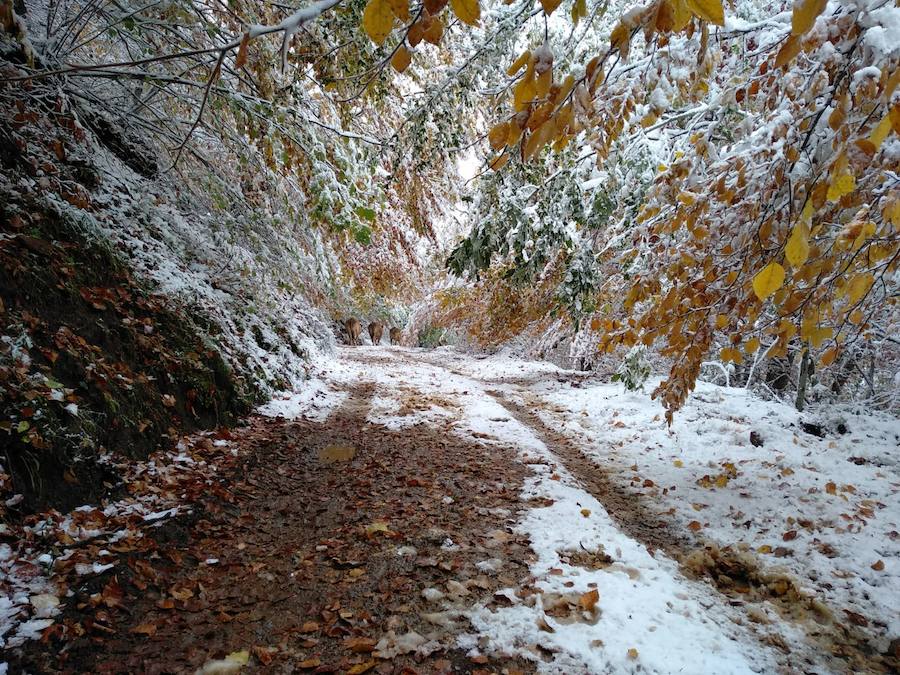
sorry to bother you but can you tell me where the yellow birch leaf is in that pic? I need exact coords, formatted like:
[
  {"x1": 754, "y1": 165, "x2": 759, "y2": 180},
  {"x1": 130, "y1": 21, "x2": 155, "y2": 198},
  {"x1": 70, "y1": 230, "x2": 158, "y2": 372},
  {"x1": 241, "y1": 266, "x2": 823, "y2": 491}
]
[
  {"x1": 746, "y1": 337, "x2": 761, "y2": 353},
  {"x1": 820, "y1": 346, "x2": 839, "y2": 366},
  {"x1": 488, "y1": 121, "x2": 509, "y2": 150},
  {"x1": 826, "y1": 174, "x2": 855, "y2": 202},
  {"x1": 386, "y1": 0, "x2": 410, "y2": 21},
  {"x1": 507, "y1": 50, "x2": 531, "y2": 76},
  {"x1": 791, "y1": 0, "x2": 826, "y2": 35},
  {"x1": 363, "y1": 0, "x2": 394, "y2": 46},
  {"x1": 540, "y1": 0, "x2": 562, "y2": 14},
  {"x1": 490, "y1": 152, "x2": 510, "y2": 171},
  {"x1": 671, "y1": 0, "x2": 692, "y2": 30},
  {"x1": 609, "y1": 23, "x2": 629, "y2": 50},
  {"x1": 752, "y1": 262, "x2": 785, "y2": 301},
  {"x1": 390, "y1": 45, "x2": 411, "y2": 72},
  {"x1": 686, "y1": 0, "x2": 724, "y2": 26},
  {"x1": 869, "y1": 114, "x2": 893, "y2": 150},
  {"x1": 801, "y1": 199, "x2": 814, "y2": 222},
  {"x1": 846, "y1": 273, "x2": 873, "y2": 305},
  {"x1": 774, "y1": 35, "x2": 801, "y2": 69},
  {"x1": 572, "y1": 0, "x2": 587, "y2": 23},
  {"x1": 785, "y1": 222, "x2": 810, "y2": 268},
  {"x1": 450, "y1": 0, "x2": 480, "y2": 25}
]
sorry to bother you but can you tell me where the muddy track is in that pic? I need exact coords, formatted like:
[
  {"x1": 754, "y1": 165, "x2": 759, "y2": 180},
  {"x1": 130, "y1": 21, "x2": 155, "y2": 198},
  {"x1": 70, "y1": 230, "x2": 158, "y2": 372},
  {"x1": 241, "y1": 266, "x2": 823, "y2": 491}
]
[
  {"x1": 16, "y1": 383, "x2": 537, "y2": 674},
  {"x1": 487, "y1": 388, "x2": 896, "y2": 675}
]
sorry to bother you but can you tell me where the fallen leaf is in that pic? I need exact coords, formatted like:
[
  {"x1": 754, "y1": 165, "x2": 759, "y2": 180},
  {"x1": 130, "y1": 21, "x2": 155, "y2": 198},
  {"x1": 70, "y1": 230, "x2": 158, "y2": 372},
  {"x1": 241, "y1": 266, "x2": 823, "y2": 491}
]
[
  {"x1": 345, "y1": 637, "x2": 377, "y2": 653},
  {"x1": 130, "y1": 621, "x2": 157, "y2": 636},
  {"x1": 627, "y1": 647, "x2": 639, "y2": 659},
  {"x1": 688, "y1": 520, "x2": 702, "y2": 532},
  {"x1": 871, "y1": 560, "x2": 885, "y2": 571},
  {"x1": 579, "y1": 588, "x2": 600, "y2": 612},
  {"x1": 580, "y1": 508, "x2": 591, "y2": 517},
  {"x1": 782, "y1": 530, "x2": 798, "y2": 541}
]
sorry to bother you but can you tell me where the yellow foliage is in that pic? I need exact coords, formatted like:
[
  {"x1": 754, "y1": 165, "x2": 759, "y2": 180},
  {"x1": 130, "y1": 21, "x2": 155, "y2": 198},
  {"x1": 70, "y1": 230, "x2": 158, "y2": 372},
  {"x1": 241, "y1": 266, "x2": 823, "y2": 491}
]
[
  {"x1": 752, "y1": 262, "x2": 785, "y2": 301},
  {"x1": 362, "y1": 0, "x2": 394, "y2": 45},
  {"x1": 784, "y1": 222, "x2": 810, "y2": 268},
  {"x1": 686, "y1": 0, "x2": 724, "y2": 26},
  {"x1": 450, "y1": 0, "x2": 480, "y2": 26},
  {"x1": 791, "y1": 0, "x2": 826, "y2": 35}
]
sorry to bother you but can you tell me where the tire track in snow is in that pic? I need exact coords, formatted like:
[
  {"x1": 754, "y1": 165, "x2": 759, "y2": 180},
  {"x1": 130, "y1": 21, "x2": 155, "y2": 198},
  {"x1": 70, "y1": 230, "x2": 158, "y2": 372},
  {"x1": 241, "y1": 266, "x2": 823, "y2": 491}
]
[{"x1": 489, "y1": 387, "x2": 887, "y2": 675}]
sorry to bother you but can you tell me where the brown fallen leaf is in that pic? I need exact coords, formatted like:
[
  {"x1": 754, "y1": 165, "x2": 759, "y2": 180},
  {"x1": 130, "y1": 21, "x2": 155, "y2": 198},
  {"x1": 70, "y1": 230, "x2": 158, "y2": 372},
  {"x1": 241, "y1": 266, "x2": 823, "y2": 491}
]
[
  {"x1": 782, "y1": 530, "x2": 798, "y2": 541},
  {"x1": 871, "y1": 560, "x2": 885, "y2": 571},
  {"x1": 579, "y1": 589, "x2": 600, "y2": 612},
  {"x1": 537, "y1": 615, "x2": 555, "y2": 633},
  {"x1": 130, "y1": 621, "x2": 157, "y2": 636},
  {"x1": 345, "y1": 637, "x2": 377, "y2": 653},
  {"x1": 298, "y1": 657, "x2": 321, "y2": 669},
  {"x1": 627, "y1": 647, "x2": 639, "y2": 659},
  {"x1": 252, "y1": 646, "x2": 277, "y2": 665},
  {"x1": 346, "y1": 662, "x2": 377, "y2": 675},
  {"x1": 688, "y1": 520, "x2": 702, "y2": 532},
  {"x1": 299, "y1": 621, "x2": 320, "y2": 633}
]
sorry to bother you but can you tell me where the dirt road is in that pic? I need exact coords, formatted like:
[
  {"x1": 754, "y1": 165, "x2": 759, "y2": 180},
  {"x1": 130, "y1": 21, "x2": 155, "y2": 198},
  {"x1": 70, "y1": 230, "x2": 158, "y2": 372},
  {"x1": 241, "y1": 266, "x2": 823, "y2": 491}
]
[{"x1": 11, "y1": 348, "x2": 895, "y2": 674}]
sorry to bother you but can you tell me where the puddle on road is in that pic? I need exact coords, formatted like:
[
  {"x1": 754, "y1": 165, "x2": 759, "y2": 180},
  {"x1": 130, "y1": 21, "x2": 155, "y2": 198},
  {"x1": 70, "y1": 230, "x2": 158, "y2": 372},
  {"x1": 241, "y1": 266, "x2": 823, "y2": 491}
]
[{"x1": 318, "y1": 444, "x2": 356, "y2": 463}]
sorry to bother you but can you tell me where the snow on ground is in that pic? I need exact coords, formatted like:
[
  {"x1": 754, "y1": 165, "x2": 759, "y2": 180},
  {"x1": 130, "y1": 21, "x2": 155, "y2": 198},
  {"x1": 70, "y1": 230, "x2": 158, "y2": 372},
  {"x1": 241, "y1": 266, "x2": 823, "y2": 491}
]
[
  {"x1": 258, "y1": 376, "x2": 349, "y2": 422},
  {"x1": 281, "y1": 347, "x2": 794, "y2": 672},
  {"x1": 436, "y1": 349, "x2": 900, "y2": 652}
]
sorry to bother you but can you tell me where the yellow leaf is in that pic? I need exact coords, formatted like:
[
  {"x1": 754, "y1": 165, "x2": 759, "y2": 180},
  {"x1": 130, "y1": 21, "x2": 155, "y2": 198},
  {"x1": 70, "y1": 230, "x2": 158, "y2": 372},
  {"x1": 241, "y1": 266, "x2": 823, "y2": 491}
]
[
  {"x1": 363, "y1": 0, "x2": 394, "y2": 46},
  {"x1": 609, "y1": 23, "x2": 629, "y2": 50},
  {"x1": 365, "y1": 521, "x2": 390, "y2": 535},
  {"x1": 752, "y1": 262, "x2": 785, "y2": 301},
  {"x1": 826, "y1": 174, "x2": 855, "y2": 202},
  {"x1": 225, "y1": 650, "x2": 250, "y2": 665},
  {"x1": 791, "y1": 0, "x2": 826, "y2": 35},
  {"x1": 869, "y1": 113, "x2": 893, "y2": 150},
  {"x1": 686, "y1": 0, "x2": 724, "y2": 26},
  {"x1": 507, "y1": 50, "x2": 531, "y2": 76},
  {"x1": 580, "y1": 508, "x2": 591, "y2": 517},
  {"x1": 627, "y1": 648, "x2": 639, "y2": 660},
  {"x1": 757, "y1": 545, "x2": 772, "y2": 554},
  {"x1": 572, "y1": 0, "x2": 587, "y2": 23},
  {"x1": 671, "y1": 0, "x2": 692, "y2": 30},
  {"x1": 488, "y1": 121, "x2": 509, "y2": 150},
  {"x1": 490, "y1": 152, "x2": 510, "y2": 171},
  {"x1": 846, "y1": 273, "x2": 873, "y2": 305},
  {"x1": 390, "y1": 45, "x2": 411, "y2": 72},
  {"x1": 820, "y1": 346, "x2": 839, "y2": 366},
  {"x1": 450, "y1": 0, "x2": 480, "y2": 25},
  {"x1": 674, "y1": 459, "x2": 684, "y2": 468},
  {"x1": 746, "y1": 337, "x2": 760, "y2": 354},
  {"x1": 540, "y1": 0, "x2": 562, "y2": 14},
  {"x1": 801, "y1": 199, "x2": 814, "y2": 222},
  {"x1": 386, "y1": 0, "x2": 410, "y2": 21},
  {"x1": 785, "y1": 222, "x2": 810, "y2": 268},
  {"x1": 774, "y1": 35, "x2": 801, "y2": 69}
]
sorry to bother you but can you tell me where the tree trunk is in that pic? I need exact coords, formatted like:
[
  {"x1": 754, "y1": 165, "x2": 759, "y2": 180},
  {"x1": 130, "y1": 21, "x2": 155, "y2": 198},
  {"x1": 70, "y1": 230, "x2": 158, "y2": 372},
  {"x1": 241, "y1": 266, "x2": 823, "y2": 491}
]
[{"x1": 796, "y1": 347, "x2": 810, "y2": 412}]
